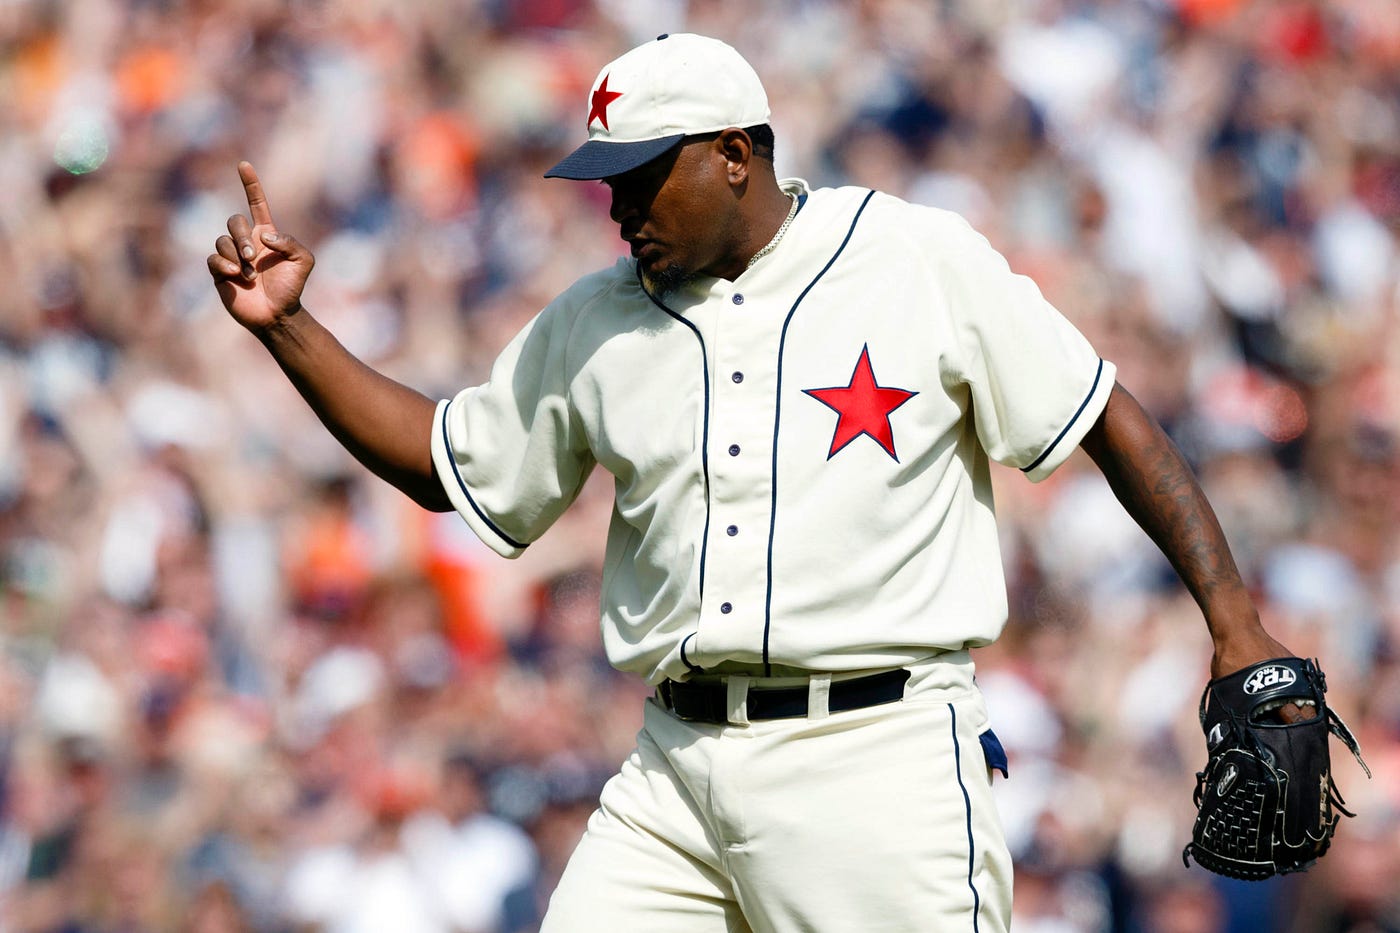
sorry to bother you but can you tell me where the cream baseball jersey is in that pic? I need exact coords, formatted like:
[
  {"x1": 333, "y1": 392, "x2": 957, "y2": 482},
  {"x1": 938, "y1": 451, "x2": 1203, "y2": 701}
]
[{"x1": 431, "y1": 180, "x2": 1116, "y2": 684}]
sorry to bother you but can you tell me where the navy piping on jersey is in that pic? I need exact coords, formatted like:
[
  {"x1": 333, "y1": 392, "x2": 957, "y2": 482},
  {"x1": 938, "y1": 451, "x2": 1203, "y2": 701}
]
[
  {"x1": 438, "y1": 407, "x2": 529, "y2": 551},
  {"x1": 640, "y1": 270, "x2": 713, "y2": 603},
  {"x1": 949, "y1": 703, "x2": 983, "y2": 933},
  {"x1": 679, "y1": 632, "x2": 702, "y2": 674},
  {"x1": 763, "y1": 189, "x2": 876, "y2": 674},
  {"x1": 1021, "y1": 357, "x2": 1105, "y2": 474}
]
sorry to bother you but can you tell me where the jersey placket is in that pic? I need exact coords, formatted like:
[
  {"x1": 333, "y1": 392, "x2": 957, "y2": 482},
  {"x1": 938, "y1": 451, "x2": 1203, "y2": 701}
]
[{"x1": 694, "y1": 280, "x2": 785, "y2": 668}]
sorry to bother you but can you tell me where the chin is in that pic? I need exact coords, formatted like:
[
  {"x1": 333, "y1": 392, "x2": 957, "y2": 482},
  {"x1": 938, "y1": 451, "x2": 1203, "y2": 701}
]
[{"x1": 640, "y1": 259, "x2": 695, "y2": 299}]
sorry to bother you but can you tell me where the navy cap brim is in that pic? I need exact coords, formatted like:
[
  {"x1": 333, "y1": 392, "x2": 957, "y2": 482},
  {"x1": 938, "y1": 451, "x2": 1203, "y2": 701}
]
[{"x1": 544, "y1": 134, "x2": 686, "y2": 180}]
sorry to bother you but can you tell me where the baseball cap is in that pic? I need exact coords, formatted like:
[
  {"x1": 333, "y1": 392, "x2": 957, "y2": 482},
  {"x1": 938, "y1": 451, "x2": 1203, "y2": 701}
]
[{"x1": 544, "y1": 33, "x2": 770, "y2": 181}]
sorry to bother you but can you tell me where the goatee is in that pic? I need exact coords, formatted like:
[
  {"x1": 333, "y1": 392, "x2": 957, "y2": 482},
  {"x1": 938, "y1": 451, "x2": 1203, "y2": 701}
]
[{"x1": 642, "y1": 262, "x2": 696, "y2": 299}]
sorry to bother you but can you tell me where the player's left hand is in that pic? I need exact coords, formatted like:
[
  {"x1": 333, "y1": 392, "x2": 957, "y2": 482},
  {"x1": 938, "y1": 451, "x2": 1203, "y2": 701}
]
[
  {"x1": 1209, "y1": 626, "x2": 1316, "y2": 722},
  {"x1": 1183, "y1": 655, "x2": 1368, "y2": 879}
]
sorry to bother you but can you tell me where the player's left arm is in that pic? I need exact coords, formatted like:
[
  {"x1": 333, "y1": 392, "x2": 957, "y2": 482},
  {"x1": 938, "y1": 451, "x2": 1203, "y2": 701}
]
[{"x1": 1078, "y1": 381, "x2": 1294, "y2": 682}]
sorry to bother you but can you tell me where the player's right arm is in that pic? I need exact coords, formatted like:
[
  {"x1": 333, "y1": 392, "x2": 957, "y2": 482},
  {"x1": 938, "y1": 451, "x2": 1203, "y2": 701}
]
[{"x1": 207, "y1": 162, "x2": 452, "y2": 512}]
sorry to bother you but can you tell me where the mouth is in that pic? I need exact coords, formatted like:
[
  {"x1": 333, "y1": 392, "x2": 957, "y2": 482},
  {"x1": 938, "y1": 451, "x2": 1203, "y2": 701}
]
[{"x1": 628, "y1": 238, "x2": 660, "y2": 264}]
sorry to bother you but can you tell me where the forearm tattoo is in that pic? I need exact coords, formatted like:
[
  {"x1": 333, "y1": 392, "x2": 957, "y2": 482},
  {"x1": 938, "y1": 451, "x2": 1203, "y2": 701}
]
[{"x1": 1092, "y1": 401, "x2": 1245, "y2": 615}]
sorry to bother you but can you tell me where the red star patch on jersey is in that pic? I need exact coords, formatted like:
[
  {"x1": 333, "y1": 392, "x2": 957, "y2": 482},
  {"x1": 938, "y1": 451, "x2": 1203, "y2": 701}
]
[
  {"x1": 587, "y1": 74, "x2": 623, "y2": 130},
  {"x1": 803, "y1": 345, "x2": 918, "y2": 461}
]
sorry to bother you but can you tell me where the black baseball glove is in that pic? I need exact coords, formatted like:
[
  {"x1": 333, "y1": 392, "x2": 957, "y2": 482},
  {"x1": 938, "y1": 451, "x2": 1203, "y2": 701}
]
[{"x1": 1182, "y1": 656, "x2": 1370, "y2": 880}]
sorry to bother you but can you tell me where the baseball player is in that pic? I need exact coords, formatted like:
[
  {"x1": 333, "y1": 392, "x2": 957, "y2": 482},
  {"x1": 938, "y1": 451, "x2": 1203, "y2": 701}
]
[{"x1": 210, "y1": 33, "x2": 1306, "y2": 933}]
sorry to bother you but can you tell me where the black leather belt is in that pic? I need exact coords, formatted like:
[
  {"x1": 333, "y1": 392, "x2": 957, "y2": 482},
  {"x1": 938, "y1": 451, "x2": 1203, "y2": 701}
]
[{"x1": 658, "y1": 668, "x2": 911, "y2": 723}]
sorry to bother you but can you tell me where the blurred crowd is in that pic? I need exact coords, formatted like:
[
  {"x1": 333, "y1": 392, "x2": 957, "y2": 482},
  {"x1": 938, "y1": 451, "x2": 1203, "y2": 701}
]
[{"x1": 1, "y1": 0, "x2": 1399, "y2": 930}]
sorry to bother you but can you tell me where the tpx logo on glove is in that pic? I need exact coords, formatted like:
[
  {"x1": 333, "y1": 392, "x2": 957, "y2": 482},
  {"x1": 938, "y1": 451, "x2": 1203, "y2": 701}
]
[{"x1": 1243, "y1": 665, "x2": 1297, "y2": 695}]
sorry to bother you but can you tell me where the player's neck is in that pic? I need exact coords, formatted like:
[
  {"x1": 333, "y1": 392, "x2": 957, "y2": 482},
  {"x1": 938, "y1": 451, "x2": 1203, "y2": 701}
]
[
  {"x1": 743, "y1": 186, "x2": 799, "y2": 271},
  {"x1": 711, "y1": 180, "x2": 796, "y2": 281},
  {"x1": 691, "y1": 177, "x2": 794, "y2": 283}
]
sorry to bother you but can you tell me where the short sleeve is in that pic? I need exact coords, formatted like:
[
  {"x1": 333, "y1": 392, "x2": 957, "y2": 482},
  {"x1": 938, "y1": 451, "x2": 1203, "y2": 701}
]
[
  {"x1": 935, "y1": 214, "x2": 1115, "y2": 481},
  {"x1": 431, "y1": 309, "x2": 596, "y2": 558}
]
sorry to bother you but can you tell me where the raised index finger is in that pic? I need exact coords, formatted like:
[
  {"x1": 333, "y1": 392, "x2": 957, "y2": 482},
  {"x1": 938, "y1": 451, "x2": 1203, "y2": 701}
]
[{"x1": 238, "y1": 161, "x2": 275, "y2": 227}]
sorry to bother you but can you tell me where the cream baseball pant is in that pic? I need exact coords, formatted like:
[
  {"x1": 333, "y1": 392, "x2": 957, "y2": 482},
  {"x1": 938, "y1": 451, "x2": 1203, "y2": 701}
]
[{"x1": 540, "y1": 653, "x2": 1013, "y2": 932}]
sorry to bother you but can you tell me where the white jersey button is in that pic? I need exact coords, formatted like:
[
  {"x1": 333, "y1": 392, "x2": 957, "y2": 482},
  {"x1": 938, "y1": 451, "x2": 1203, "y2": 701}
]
[
  {"x1": 732, "y1": 294, "x2": 744, "y2": 305},
  {"x1": 720, "y1": 602, "x2": 733, "y2": 614},
  {"x1": 726, "y1": 525, "x2": 738, "y2": 536},
  {"x1": 728, "y1": 444, "x2": 740, "y2": 456},
  {"x1": 731, "y1": 372, "x2": 743, "y2": 383}
]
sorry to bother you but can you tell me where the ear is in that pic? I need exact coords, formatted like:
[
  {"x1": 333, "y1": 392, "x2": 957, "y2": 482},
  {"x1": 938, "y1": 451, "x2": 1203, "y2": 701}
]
[{"x1": 716, "y1": 128, "x2": 753, "y2": 186}]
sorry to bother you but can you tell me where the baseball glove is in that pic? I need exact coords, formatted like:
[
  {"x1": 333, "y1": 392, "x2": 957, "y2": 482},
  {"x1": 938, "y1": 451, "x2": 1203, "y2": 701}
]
[{"x1": 1182, "y1": 656, "x2": 1370, "y2": 880}]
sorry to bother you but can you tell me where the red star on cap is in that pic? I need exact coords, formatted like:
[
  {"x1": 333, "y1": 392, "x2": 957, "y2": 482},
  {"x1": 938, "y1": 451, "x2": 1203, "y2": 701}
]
[
  {"x1": 803, "y1": 345, "x2": 918, "y2": 461},
  {"x1": 587, "y1": 73, "x2": 623, "y2": 130}
]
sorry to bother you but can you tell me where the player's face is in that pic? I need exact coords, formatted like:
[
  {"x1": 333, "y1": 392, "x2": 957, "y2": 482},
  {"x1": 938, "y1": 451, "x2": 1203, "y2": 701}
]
[{"x1": 605, "y1": 136, "x2": 738, "y2": 294}]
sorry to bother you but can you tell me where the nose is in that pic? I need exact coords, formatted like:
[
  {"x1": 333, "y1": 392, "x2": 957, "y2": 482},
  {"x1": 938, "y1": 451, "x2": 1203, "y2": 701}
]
[{"x1": 608, "y1": 183, "x2": 638, "y2": 227}]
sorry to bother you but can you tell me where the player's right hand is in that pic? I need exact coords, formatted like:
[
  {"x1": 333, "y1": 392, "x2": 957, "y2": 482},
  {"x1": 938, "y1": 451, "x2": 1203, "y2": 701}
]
[{"x1": 207, "y1": 161, "x2": 314, "y2": 333}]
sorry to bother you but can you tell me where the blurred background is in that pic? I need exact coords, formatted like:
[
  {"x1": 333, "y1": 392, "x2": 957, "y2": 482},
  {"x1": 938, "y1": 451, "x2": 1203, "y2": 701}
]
[{"x1": 1, "y1": 0, "x2": 1398, "y2": 930}]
